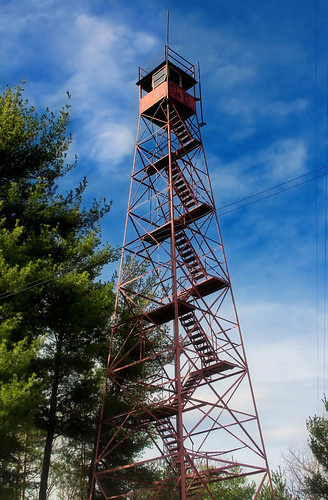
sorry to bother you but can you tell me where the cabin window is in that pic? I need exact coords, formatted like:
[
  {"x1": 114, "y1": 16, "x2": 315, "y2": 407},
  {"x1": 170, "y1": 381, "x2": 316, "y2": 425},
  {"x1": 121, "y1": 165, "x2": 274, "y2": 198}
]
[
  {"x1": 169, "y1": 67, "x2": 182, "y2": 87},
  {"x1": 153, "y1": 66, "x2": 166, "y2": 88}
]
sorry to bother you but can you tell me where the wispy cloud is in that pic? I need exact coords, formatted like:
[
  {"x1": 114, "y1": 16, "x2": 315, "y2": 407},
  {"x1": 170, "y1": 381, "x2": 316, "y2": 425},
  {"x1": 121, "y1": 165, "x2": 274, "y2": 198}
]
[
  {"x1": 0, "y1": 0, "x2": 326, "y2": 477},
  {"x1": 209, "y1": 136, "x2": 308, "y2": 209}
]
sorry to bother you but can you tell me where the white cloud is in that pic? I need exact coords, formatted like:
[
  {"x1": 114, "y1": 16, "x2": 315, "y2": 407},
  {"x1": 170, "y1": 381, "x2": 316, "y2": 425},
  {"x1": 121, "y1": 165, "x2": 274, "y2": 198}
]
[
  {"x1": 263, "y1": 139, "x2": 307, "y2": 179},
  {"x1": 0, "y1": 0, "x2": 325, "y2": 477},
  {"x1": 214, "y1": 64, "x2": 256, "y2": 87},
  {"x1": 209, "y1": 136, "x2": 308, "y2": 209},
  {"x1": 233, "y1": 296, "x2": 320, "y2": 469},
  {"x1": 263, "y1": 98, "x2": 308, "y2": 118},
  {"x1": 253, "y1": 377, "x2": 316, "y2": 470},
  {"x1": 248, "y1": 335, "x2": 316, "y2": 384},
  {"x1": 90, "y1": 122, "x2": 135, "y2": 166}
]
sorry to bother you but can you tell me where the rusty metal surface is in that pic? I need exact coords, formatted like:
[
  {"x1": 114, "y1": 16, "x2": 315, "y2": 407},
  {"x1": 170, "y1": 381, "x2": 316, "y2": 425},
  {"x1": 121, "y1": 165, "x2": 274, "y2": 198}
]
[{"x1": 91, "y1": 47, "x2": 275, "y2": 500}]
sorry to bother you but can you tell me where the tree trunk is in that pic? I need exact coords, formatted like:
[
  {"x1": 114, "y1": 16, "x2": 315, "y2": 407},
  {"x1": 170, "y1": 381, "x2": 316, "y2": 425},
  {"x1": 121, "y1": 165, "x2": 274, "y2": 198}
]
[
  {"x1": 39, "y1": 423, "x2": 56, "y2": 500},
  {"x1": 87, "y1": 428, "x2": 98, "y2": 500},
  {"x1": 39, "y1": 337, "x2": 62, "y2": 500},
  {"x1": 20, "y1": 430, "x2": 28, "y2": 500}
]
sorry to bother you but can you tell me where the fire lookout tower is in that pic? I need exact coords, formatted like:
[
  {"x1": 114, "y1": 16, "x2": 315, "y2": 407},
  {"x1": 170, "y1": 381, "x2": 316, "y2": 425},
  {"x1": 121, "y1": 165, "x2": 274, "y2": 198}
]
[{"x1": 91, "y1": 46, "x2": 275, "y2": 499}]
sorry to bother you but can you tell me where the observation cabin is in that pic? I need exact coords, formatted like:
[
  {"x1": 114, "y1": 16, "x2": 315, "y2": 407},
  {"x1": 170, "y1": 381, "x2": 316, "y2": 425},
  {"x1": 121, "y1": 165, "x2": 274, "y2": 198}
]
[{"x1": 136, "y1": 47, "x2": 198, "y2": 126}]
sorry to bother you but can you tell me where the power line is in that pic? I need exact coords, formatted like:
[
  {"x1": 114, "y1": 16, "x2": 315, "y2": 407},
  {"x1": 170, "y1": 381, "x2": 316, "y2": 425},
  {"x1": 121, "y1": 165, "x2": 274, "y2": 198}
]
[
  {"x1": 323, "y1": 64, "x2": 328, "y2": 397},
  {"x1": 0, "y1": 273, "x2": 60, "y2": 301},
  {"x1": 0, "y1": 262, "x2": 106, "y2": 301},
  {"x1": 1, "y1": 165, "x2": 327, "y2": 300},
  {"x1": 218, "y1": 164, "x2": 328, "y2": 216}
]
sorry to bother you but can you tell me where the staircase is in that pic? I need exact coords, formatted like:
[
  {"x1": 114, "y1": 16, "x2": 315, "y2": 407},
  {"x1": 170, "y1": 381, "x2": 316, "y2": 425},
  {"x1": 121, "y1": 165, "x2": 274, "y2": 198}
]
[
  {"x1": 180, "y1": 311, "x2": 217, "y2": 367},
  {"x1": 170, "y1": 107, "x2": 192, "y2": 146},
  {"x1": 155, "y1": 417, "x2": 179, "y2": 456},
  {"x1": 181, "y1": 371, "x2": 201, "y2": 401},
  {"x1": 154, "y1": 417, "x2": 188, "y2": 473},
  {"x1": 175, "y1": 231, "x2": 206, "y2": 283},
  {"x1": 172, "y1": 162, "x2": 196, "y2": 209}
]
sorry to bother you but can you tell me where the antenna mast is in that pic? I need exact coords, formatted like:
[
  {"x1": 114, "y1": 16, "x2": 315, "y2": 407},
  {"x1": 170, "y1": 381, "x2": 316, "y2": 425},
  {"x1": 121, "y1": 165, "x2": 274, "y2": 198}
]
[
  {"x1": 166, "y1": 10, "x2": 169, "y2": 61},
  {"x1": 198, "y1": 62, "x2": 206, "y2": 127}
]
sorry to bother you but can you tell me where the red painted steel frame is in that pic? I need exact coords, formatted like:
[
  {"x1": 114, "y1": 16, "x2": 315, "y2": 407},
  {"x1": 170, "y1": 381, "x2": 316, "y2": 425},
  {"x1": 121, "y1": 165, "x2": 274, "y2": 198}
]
[{"x1": 91, "y1": 46, "x2": 276, "y2": 500}]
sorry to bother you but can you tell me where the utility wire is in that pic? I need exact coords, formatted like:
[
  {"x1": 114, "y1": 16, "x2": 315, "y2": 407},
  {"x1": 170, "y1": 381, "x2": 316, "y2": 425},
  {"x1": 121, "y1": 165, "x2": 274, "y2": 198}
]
[
  {"x1": 0, "y1": 261, "x2": 107, "y2": 301},
  {"x1": 217, "y1": 165, "x2": 328, "y2": 216},
  {"x1": 315, "y1": 0, "x2": 320, "y2": 411},
  {"x1": 323, "y1": 64, "x2": 328, "y2": 397},
  {"x1": 0, "y1": 274, "x2": 60, "y2": 301},
  {"x1": 1, "y1": 164, "x2": 327, "y2": 301}
]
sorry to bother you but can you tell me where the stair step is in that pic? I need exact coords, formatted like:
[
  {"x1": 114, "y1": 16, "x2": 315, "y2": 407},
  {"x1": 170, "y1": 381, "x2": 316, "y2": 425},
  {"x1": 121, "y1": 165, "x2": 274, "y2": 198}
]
[
  {"x1": 181, "y1": 317, "x2": 195, "y2": 325},
  {"x1": 184, "y1": 260, "x2": 198, "y2": 268},
  {"x1": 189, "y1": 263, "x2": 202, "y2": 270},
  {"x1": 183, "y1": 321, "x2": 196, "y2": 329},
  {"x1": 181, "y1": 312, "x2": 194, "y2": 320},
  {"x1": 181, "y1": 193, "x2": 195, "y2": 205},
  {"x1": 183, "y1": 318, "x2": 197, "y2": 335},
  {"x1": 189, "y1": 331, "x2": 203, "y2": 339},
  {"x1": 193, "y1": 338, "x2": 207, "y2": 346},
  {"x1": 178, "y1": 186, "x2": 191, "y2": 194},
  {"x1": 183, "y1": 381, "x2": 198, "y2": 390},
  {"x1": 179, "y1": 193, "x2": 192, "y2": 201},
  {"x1": 190, "y1": 272, "x2": 204, "y2": 281},
  {"x1": 180, "y1": 245, "x2": 192, "y2": 252},
  {"x1": 171, "y1": 121, "x2": 181, "y2": 129},
  {"x1": 194, "y1": 344, "x2": 208, "y2": 351},
  {"x1": 180, "y1": 135, "x2": 190, "y2": 142},
  {"x1": 203, "y1": 357, "x2": 217, "y2": 365},
  {"x1": 198, "y1": 348, "x2": 213, "y2": 355},
  {"x1": 180, "y1": 193, "x2": 193, "y2": 200},
  {"x1": 191, "y1": 272, "x2": 204, "y2": 279},
  {"x1": 183, "y1": 257, "x2": 197, "y2": 265},
  {"x1": 190, "y1": 328, "x2": 202, "y2": 336},
  {"x1": 196, "y1": 348, "x2": 210, "y2": 355},
  {"x1": 183, "y1": 325, "x2": 196, "y2": 332},
  {"x1": 176, "y1": 187, "x2": 189, "y2": 195},
  {"x1": 177, "y1": 186, "x2": 189, "y2": 194},
  {"x1": 192, "y1": 272, "x2": 205, "y2": 280},
  {"x1": 181, "y1": 250, "x2": 194, "y2": 258},
  {"x1": 181, "y1": 246, "x2": 192, "y2": 253},
  {"x1": 191, "y1": 270, "x2": 205, "y2": 277}
]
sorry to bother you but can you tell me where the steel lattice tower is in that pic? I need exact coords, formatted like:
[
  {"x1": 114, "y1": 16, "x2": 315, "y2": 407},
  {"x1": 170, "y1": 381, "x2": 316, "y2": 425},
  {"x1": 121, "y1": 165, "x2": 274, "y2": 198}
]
[{"x1": 91, "y1": 46, "x2": 275, "y2": 499}]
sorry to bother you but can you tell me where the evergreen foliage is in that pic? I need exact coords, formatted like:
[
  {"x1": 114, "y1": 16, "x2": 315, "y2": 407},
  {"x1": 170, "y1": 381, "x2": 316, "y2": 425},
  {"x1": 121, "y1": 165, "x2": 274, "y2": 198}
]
[
  {"x1": 201, "y1": 469, "x2": 256, "y2": 499},
  {"x1": 258, "y1": 470, "x2": 293, "y2": 500},
  {"x1": 0, "y1": 82, "x2": 306, "y2": 500},
  {"x1": 0, "y1": 84, "x2": 117, "y2": 499},
  {"x1": 305, "y1": 398, "x2": 328, "y2": 499}
]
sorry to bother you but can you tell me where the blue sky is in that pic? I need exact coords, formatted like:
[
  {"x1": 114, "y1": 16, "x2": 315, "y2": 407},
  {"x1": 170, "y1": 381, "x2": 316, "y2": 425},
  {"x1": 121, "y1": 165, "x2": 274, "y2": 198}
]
[{"x1": 1, "y1": 0, "x2": 328, "y2": 473}]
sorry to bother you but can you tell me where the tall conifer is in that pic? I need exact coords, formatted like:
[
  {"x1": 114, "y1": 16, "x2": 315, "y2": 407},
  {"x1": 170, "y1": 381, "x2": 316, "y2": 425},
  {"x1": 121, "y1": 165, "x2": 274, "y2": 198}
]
[{"x1": 0, "y1": 85, "x2": 117, "y2": 499}]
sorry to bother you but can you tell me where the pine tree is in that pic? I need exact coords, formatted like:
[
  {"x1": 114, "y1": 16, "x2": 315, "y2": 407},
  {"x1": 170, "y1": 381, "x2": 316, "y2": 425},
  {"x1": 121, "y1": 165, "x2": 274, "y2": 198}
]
[
  {"x1": 0, "y1": 313, "x2": 39, "y2": 498},
  {"x1": 305, "y1": 398, "x2": 328, "y2": 499},
  {"x1": 0, "y1": 84, "x2": 118, "y2": 499}
]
